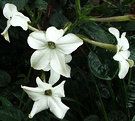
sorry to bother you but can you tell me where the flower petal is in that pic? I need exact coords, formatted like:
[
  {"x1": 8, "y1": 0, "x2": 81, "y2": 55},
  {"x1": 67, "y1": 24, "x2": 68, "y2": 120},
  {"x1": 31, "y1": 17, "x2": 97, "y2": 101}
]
[
  {"x1": 120, "y1": 32, "x2": 129, "y2": 50},
  {"x1": 118, "y1": 60, "x2": 129, "y2": 79},
  {"x1": 113, "y1": 52, "x2": 124, "y2": 61},
  {"x1": 21, "y1": 86, "x2": 44, "y2": 101},
  {"x1": 65, "y1": 54, "x2": 72, "y2": 63},
  {"x1": 10, "y1": 12, "x2": 30, "y2": 30},
  {"x1": 56, "y1": 33, "x2": 83, "y2": 54},
  {"x1": 127, "y1": 59, "x2": 134, "y2": 68},
  {"x1": 46, "y1": 26, "x2": 64, "y2": 42},
  {"x1": 30, "y1": 49, "x2": 50, "y2": 70},
  {"x1": 109, "y1": 27, "x2": 120, "y2": 40},
  {"x1": 50, "y1": 50, "x2": 67, "y2": 76},
  {"x1": 28, "y1": 31, "x2": 47, "y2": 49},
  {"x1": 49, "y1": 69, "x2": 60, "y2": 85},
  {"x1": 29, "y1": 98, "x2": 49, "y2": 118},
  {"x1": 52, "y1": 81, "x2": 66, "y2": 97},
  {"x1": 119, "y1": 50, "x2": 130, "y2": 60},
  {"x1": 49, "y1": 97, "x2": 69, "y2": 119},
  {"x1": 3, "y1": 3, "x2": 17, "y2": 19},
  {"x1": 36, "y1": 77, "x2": 52, "y2": 90}
]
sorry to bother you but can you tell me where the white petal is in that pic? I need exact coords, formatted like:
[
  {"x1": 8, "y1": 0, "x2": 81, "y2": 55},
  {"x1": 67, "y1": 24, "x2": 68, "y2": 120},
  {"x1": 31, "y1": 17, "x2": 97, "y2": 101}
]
[
  {"x1": 21, "y1": 86, "x2": 44, "y2": 101},
  {"x1": 1, "y1": 20, "x2": 11, "y2": 35},
  {"x1": 120, "y1": 32, "x2": 129, "y2": 50},
  {"x1": 109, "y1": 27, "x2": 120, "y2": 40},
  {"x1": 49, "y1": 97, "x2": 69, "y2": 119},
  {"x1": 50, "y1": 50, "x2": 67, "y2": 76},
  {"x1": 52, "y1": 81, "x2": 66, "y2": 97},
  {"x1": 113, "y1": 52, "x2": 124, "y2": 61},
  {"x1": 127, "y1": 59, "x2": 134, "y2": 68},
  {"x1": 65, "y1": 54, "x2": 72, "y2": 63},
  {"x1": 42, "y1": 64, "x2": 51, "y2": 71},
  {"x1": 49, "y1": 69, "x2": 60, "y2": 85},
  {"x1": 118, "y1": 60, "x2": 129, "y2": 79},
  {"x1": 56, "y1": 33, "x2": 83, "y2": 54},
  {"x1": 119, "y1": 50, "x2": 130, "y2": 60},
  {"x1": 46, "y1": 26, "x2": 64, "y2": 42},
  {"x1": 3, "y1": 3, "x2": 17, "y2": 19},
  {"x1": 29, "y1": 98, "x2": 49, "y2": 118},
  {"x1": 36, "y1": 77, "x2": 52, "y2": 90},
  {"x1": 30, "y1": 49, "x2": 50, "y2": 70},
  {"x1": 10, "y1": 12, "x2": 30, "y2": 30},
  {"x1": 28, "y1": 31, "x2": 47, "y2": 49}
]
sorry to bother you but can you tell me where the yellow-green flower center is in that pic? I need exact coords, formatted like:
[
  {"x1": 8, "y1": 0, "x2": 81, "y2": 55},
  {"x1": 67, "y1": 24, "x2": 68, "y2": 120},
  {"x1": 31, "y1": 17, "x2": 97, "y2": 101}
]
[
  {"x1": 44, "y1": 89, "x2": 52, "y2": 96},
  {"x1": 48, "y1": 41, "x2": 56, "y2": 49}
]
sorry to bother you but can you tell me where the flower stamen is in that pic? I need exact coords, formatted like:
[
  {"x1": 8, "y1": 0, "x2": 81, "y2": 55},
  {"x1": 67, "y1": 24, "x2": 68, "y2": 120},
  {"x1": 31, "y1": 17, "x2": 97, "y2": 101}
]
[
  {"x1": 44, "y1": 89, "x2": 52, "y2": 96},
  {"x1": 48, "y1": 41, "x2": 56, "y2": 49}
]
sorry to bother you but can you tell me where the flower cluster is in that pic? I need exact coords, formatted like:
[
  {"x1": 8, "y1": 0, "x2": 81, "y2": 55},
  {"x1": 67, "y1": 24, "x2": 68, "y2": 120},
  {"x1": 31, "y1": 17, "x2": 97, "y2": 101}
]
[{"x1": 1, "y1": 2, "x2": 134, "y2": 120}]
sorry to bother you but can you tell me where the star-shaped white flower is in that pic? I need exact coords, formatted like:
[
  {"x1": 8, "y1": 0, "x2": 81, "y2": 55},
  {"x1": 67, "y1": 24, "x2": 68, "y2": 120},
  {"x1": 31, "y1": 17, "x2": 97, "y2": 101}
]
[
  {"x1": 28, "y1": 26, "x2": 83, "y2": 78},
  {"x1": 21, "y1": 77, "x2": 69, "y2": 119},
  {"x1": 1, "y1": 3, "x2": 30, "y2": 42},
  {"x1": 43, "y1": 54, "x2": 72, "y2": 85},
  {"x1": 109, "y1": 27, "x2": 134, "y2": 79}
]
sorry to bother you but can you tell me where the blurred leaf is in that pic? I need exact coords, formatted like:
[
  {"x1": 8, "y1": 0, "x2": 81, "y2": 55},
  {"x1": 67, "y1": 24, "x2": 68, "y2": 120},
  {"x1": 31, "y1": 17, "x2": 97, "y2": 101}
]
[
  {"x1": 132, "y1": 115, "x2": 135, "y2": 121},
  {"x1": 125, "y1": 22, "x2": 135, "y2": 31},
  {"x1": 30, "y1": 0, "x2": 47, "y2": 10},
  {"x1": 108, "y1": 110, "x2": 128, "y2": 121},
  {"x1": 0, "y1": 106, "x2": 24, "y2": 121},
  {"x1": 0, "y1": 0, "x2": 29, "y2": 10},
  {"x1": 0, "y1": 70, "x2": 11, "y2": 87},
  {"x1": 49, "y1": 13, "x2": 69, "y2": 28},
  {"x1": 84, "y1": 115, "x2": 100, "y2": 121},
  {"x1": 79, "y1": 22, "x2": 113, "y2": 44},
  {"x1": 88, "y1": 49, "x2": 118, "y2": 80},
  {"x1": 0, "y1": 96, "x2": 13, "y2": 106}
]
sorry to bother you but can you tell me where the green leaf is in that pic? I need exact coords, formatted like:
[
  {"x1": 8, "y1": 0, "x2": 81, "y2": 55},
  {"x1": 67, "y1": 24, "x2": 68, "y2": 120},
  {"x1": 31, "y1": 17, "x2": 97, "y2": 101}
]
[
  {"x1": 0, "y1": 70, "x2": 11, "y2": 87},
  {"x1": 88, "y1": 49, "x2": 118, "y2": 80},
  {"x1": 0, "y1": 97, "x2": 13, "y2": 106},
  {"x1": 108, "y1": 110, "x2": 128, "y2": 121},
  {"x1": 49, "y1": 13, "x2": 69, "y2": 28},
  {"x1": 84, "y1": 115, "x2": 100, "y2": 121},
  {"x1": 79, "y1": 22, "x2": 113, "y2": 44},
  {"x1": 0, "y1": 106, "x2": 24, "y2": 121},
  {"x1": 125, "y1": 22, "x2": 135, "y2": 31},
  {"x1": 0, "y1": 0, "x2": 29, "y2": 10},
  {"x1": 30, "y1": 0, "x2": 48, "y2": 10},
  {"x1": 132, "y1": 115, "x2": 135, "y2": 121}
]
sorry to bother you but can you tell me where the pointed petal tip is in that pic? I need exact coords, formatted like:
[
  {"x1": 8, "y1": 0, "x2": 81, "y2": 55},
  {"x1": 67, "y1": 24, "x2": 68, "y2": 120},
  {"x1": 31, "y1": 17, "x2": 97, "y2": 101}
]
[{"x1": 28, "y1": 114, "x2": 32, "y2": 118}]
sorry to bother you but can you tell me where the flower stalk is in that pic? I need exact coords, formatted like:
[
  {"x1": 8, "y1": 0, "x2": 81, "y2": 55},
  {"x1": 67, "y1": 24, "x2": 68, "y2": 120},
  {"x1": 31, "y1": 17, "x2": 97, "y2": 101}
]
[
  {"x1": 28, "y1": 25, "x2": 39, "y2": 32},
  {"x1": 77, "y1": 34, "x2": 117, "y2": 52}
]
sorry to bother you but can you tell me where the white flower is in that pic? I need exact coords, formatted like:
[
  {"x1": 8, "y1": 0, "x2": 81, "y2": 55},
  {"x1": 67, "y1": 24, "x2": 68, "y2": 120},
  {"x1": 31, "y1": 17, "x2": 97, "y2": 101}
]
[
  {"x1": 109, "y1": 27, "x2": 134, "y2": 79},
  {"x1": 43, "y1": 54, "x2": 72, "y2": 85},
  {"x1": 21, "y1": 77, "x2": 69, "y2": 119},
  {"x1": 1, "y1": 3, "x2": 30, "y2": 42},
  {"x1": 28, "y1": 26, "x2": 83, "y2": 78}
]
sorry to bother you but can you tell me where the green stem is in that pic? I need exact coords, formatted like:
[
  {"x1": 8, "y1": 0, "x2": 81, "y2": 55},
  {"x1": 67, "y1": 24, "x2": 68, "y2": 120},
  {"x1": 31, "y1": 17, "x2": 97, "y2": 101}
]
[
  {"x1": 106, "y1": 80, "x2": 116, "y2": 107},
  {"x1": 95, "y1": 84, "x2": 109, "y2": 121},
  {"x1": 83, "y1": 15, "x2": 135, "y2": 22},
  {"x1": 78, "y1": 35, "x2": 117, "y2": 52},
  {"x1": 28, "y1": 25, "x2": 39, "y2": 32},
  {"x1": 122, "y1": 79, "x2": 130, "y2": 120},
  {"x1": 68, "y1": 18, "x2": 80, "y2": 33},
  {"x1": 128, "y1": 68, "x2": 132, "y2": 86}
]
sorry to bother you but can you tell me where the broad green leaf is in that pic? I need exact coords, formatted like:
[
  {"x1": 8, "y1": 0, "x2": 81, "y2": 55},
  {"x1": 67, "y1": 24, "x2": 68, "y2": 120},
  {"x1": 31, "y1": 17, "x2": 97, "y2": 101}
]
[
  {"x1": 84, "y1": 115, "x2": 100, "y2": 121},
  {"x1": 125, "y1": 22, "x2": 135, "y2": 31},
  {"x1": 0, "y1": 97, "x2": 13, "y2": 106},
  {"x1": 88, "y1": 49, "x2": 118, "y2": 80},
  {"x1": 79, "y1": 22, "x2": 113, "y2": 44},
  {"x1": 0, "y1": 106, "x2": 24, "y2": 121},
  {"x1": 30, "y1": 0, "x2": 48, "y2": 10},
  {"x1": 49, "y1": 13, "x2": 69, "y2": 28},
  {"x1": 0, "y1": 0, "x2": 29, "y2": 10},
  {"x1": 108, "y1": 110, "x2": 128, "y2": 121},
  {"x1": 0, "y1": 70, "x2": 11, "y2": 87}
]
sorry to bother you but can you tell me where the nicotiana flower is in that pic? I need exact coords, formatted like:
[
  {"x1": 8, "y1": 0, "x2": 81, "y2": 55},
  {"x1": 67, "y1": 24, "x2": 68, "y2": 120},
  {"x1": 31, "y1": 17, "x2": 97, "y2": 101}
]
[
  {"x1": 109, "y1": 27, "x2": 134, "y2": 79},
  {"x1": 43, "y1": 54, "x2": 72, "y2": 85},
  {"x1": 28, "y1": 26, "x2": 83, "y2": 78},
  {"x1": 1, "y1": 3, "x2": 30, "y2": 42},
  {"x1": 21, "y1": 77, "x2": 69, "y2": 119}
]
